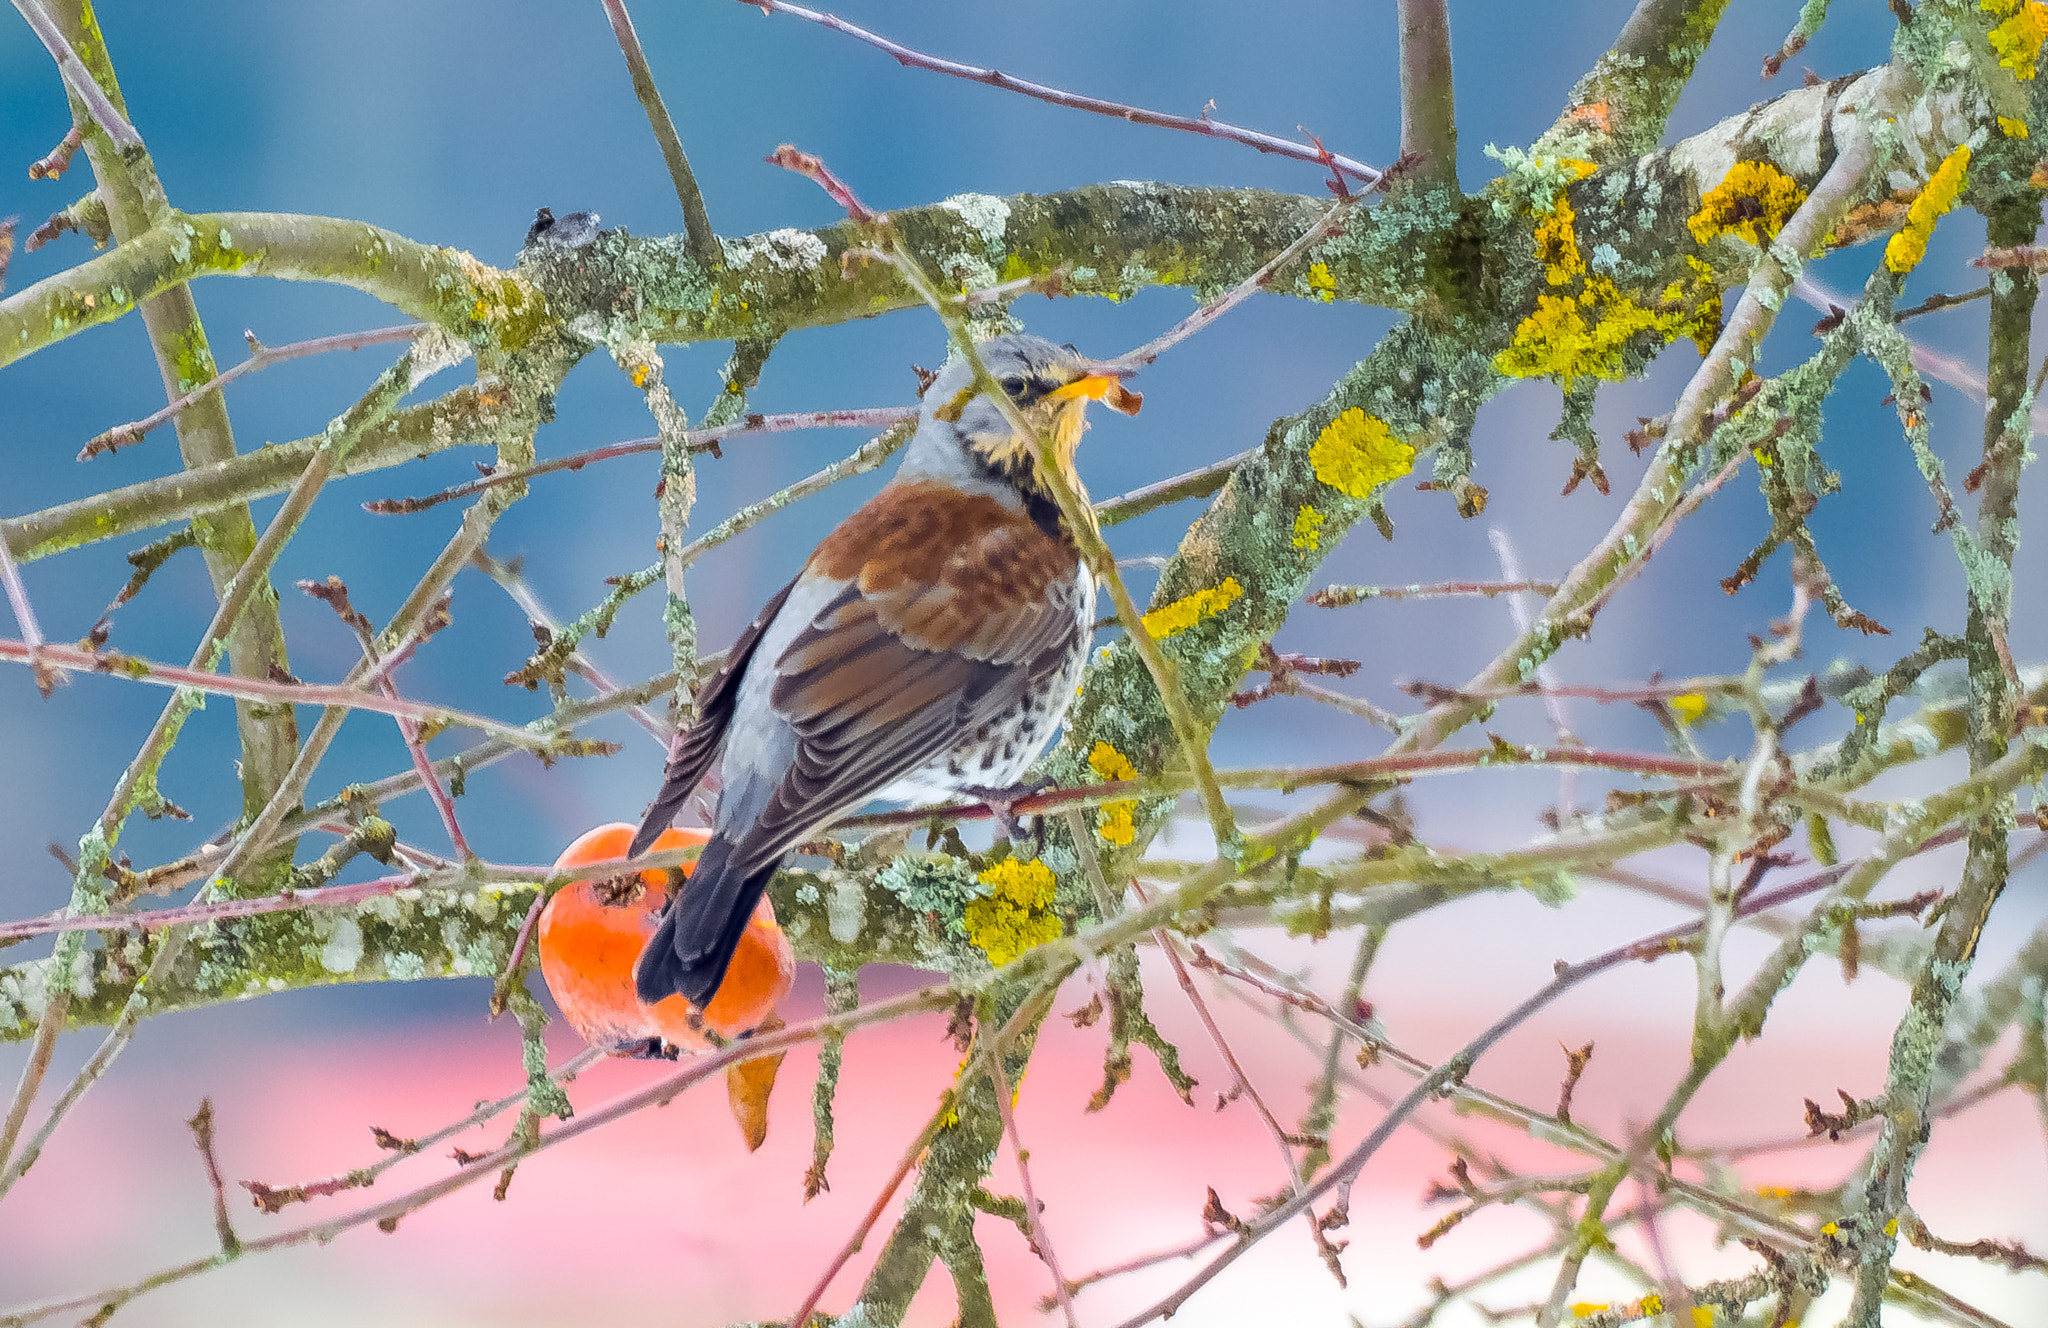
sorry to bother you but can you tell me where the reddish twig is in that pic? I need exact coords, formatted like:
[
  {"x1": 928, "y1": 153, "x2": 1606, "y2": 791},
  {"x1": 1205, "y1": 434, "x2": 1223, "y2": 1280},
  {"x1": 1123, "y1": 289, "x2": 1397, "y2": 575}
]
[
  {"x1": 0, "y1": 843, "x2": 729, "y2": 945},
  {"x1": 1115, "y1": 200, "x2": 1356, "y2": 367},
  {"x1": 2, "y1": 988, "x2": 953, "y2": 1327},
  {"x1": 789, "y1": 1086, "x2": 961, "y2": 1327},
  {"x1": 186, "y1": 1099, "x2": 240, "y2": 1255},
  {"x1": 837, "y1": 744, "x2": 1736, "y2": 833},
  {"x1": 738, "y1": 0, "x2": 1387, "y2": 187},
  {"x1": 28, "y1": 126, "x2": 82, "y2": 180},
  {"x1": 79, "y1": 324, "x2": 426, "y2": 460},
  {"x1": 366, "y1": 407, "x2": 914, "y2": 514},
  {"x1": 767, "y1": 143, "x2": 880, "y2": 222},
  {"x1": 1397, "y1": 676, "x2": 1741, "y2": 707},
  {"x1": 13, "y1": 0, "x2": 142, "y2": 150},
  {"x1": 0, "y1": 635, "x2": 616, "y2": 755},
  {"x1": 1554, "y1": 1042, "x2": 1595, "y2": 1126},
  {"x1": 988, "y1": 1061, "x2": 1082, "y2": 1328},
  {"x1": 0, "y1": 519, "x2": 55, "y2": 698},
  {"x1": 297, "y1": 576, "x2": 473, "y2": 858}
]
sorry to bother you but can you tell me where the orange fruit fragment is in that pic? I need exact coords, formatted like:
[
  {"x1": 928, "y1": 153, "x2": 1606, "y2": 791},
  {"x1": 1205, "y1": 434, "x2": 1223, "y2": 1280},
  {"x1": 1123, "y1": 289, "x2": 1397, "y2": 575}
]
[{"x1": 538, "y1": 823, "x2": 794, "y2": 1056}]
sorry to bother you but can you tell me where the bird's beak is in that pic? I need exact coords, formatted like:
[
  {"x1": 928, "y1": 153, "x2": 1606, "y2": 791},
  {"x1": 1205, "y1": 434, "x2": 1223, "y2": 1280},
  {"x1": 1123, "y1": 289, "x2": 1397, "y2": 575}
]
[{"x1": 1049, "y1": 368, "x2": 1143, "y2": 416}]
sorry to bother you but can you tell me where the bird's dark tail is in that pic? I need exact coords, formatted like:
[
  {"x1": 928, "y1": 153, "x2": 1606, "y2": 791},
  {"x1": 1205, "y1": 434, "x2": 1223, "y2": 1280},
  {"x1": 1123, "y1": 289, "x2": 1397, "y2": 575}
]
[{"x1": 633, "y1": 832, "x2": 776, "y2": 1010}]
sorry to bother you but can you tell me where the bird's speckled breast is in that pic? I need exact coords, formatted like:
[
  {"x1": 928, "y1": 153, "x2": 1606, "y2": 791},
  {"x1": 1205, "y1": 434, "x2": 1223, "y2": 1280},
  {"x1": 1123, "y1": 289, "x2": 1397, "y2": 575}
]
[{"x1": 875, "y1": 563, "x2": 1096, "y2": 804}]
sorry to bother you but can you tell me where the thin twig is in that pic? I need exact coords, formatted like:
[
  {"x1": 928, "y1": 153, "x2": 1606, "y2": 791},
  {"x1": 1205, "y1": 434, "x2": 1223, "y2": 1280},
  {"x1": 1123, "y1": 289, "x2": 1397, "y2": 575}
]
[
  {"x1": 598, "y1": 0, "x2": 719, "y2": 266},
  {"x1": 367, "y1": 408, "x2": 913, "y2": 514},
  {"x1": 738, "y1": 0, "x2": 1386, "y2": 188},
  {"x1": 668, "y1": 419, "x2": 915, "y2": 571},
  {"x1": 10, "y1": 0, "x2": 143, "y2": 151},
  {"x1": 987, "y1": 1060, "x2": 1082, "y2": 1328},
  {"x1": 1307, "y1": 579, "x2": 1559, "y2": 606},
  {"x1": 0, "y1": 635, "x2": 614, "y2": 757},
  {"x1": 785, "y1": 1093, "x2": 959, "y2": 1327},
  {"x1": 1094, "y1": 451, "x2": 1251, "y2": 526},
  {"x1": 1116, "y1": 201, "x2": 1355, "y2": 367},
  {"x1": 0, "y1": 989, "x2": 952, "y2": 1328},
  {"x1": 79, "y1": 324, "x2": 426, "y2": 460},
  {"x1": 471, "y1": 550, "x2": 669, "y2": 745},
  {"x1": 0, "y1": 516, "x2": 54, "y2": 697},
  {"x1": 186, "y1": 1099, "x2": 240, "y2": 1256}
]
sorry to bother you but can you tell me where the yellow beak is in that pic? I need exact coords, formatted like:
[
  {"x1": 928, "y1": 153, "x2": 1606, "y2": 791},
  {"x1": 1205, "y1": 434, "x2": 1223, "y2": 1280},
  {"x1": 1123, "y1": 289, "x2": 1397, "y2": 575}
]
[{"x1": 1049, "y1": 372, "x2": 1143, "y2": 416}]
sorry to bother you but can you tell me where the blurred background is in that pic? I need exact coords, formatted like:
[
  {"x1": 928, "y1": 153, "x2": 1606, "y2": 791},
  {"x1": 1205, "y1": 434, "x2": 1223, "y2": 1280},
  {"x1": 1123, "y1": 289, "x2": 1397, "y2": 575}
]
[{"x1": 1, "y1": 1, "x2": 2043, "y2": 1324}]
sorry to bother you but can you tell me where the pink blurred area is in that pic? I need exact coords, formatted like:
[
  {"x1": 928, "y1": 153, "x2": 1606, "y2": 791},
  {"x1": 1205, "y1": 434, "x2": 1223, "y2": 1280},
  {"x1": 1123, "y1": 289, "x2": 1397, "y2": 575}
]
[{"x1": 5, "y1": 875, "x2": 2045, "y2": 1328}]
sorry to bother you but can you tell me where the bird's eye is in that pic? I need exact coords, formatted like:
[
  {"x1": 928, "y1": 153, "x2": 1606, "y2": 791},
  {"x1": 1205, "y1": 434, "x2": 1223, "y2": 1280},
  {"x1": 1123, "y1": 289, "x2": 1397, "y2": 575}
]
[{"x1": 999, "y1": 376, "x2": 1027, "y2": 398}]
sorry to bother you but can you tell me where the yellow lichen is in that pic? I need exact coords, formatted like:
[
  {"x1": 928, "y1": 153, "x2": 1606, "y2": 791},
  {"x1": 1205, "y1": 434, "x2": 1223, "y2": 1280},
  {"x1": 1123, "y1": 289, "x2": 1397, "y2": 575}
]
[
  {"x1": 1534, "y1": 197, "x2": 1586, "y2": 286},
  {"x1": 965, "y1": 857, "x2": 1061, "y2": 966},
  {"x1": 1687, "y1": 161, "x2": 1808, "y2": 247},
  {"x1": 1291, "y1": 504, "x2": 1324, "y2": 551},
  {"x1": 1885, "y1": 145, "x2": 1971, "y2": 274},
  {"x1": 631, "y1": 364, "x2": 651, "y2": 388},
  {"x1": 1691, "y1": 1310, "x2": 1714, "y2": 1328},
  {"x1": 1669, "y1": 693, "x2": 1709, "y2": 725},
  {"x1": 1494, "y1": 276, "x2": 1669, "y2": 387},
  {"x1": 1306, "y1": 261, "x2": 1336, "y2": 302},
  {"x1": 1309, "y1": 409, "x2": 1415, "y2": 497},
  {"x1": 1141, "y1": 577, "x2": 1244, "y2": 638},
  {"x1": 1986, "y1": 0, "x2": 2048, "y2": 78},
  {"x1": 2000, "y1": 115, "x2": 2031, "y2": 137},
  {"x1": 1088, "y1": 741, "x2": 1140, "y2": 846}
]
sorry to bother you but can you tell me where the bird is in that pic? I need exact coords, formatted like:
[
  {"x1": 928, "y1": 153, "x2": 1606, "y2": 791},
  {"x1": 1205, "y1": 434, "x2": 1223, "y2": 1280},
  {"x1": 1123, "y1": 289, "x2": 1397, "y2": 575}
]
[{"x1": 628, "y1": 333, "x2": 1142, "y2": 1009}]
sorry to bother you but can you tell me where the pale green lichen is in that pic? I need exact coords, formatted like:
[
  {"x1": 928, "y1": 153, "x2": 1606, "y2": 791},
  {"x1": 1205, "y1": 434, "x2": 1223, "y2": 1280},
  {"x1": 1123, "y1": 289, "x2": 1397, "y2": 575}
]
[{"x1": 876, "y1": 854, "x2": 986, "y2": 937}]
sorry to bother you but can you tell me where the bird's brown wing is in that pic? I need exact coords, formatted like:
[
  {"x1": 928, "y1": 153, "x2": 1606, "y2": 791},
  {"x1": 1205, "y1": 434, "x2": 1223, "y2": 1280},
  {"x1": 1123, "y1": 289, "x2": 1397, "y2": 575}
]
[
  {"x1": 724, "y1": 491, "x2": 1086, "y2": 879},
  {"x1": 628, "y1": 576, "x2": 797, "y2": 857}
]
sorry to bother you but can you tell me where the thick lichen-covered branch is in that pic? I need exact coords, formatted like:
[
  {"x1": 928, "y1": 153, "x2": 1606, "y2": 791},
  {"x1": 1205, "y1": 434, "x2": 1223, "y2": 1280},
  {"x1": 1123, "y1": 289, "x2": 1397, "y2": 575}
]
[
  {"x1": 47, "y1": 0, "x2": 302, "y2": 855},
  {"x1": 1841, "y1": 190, "x2": 2043, "y2": 1327}
]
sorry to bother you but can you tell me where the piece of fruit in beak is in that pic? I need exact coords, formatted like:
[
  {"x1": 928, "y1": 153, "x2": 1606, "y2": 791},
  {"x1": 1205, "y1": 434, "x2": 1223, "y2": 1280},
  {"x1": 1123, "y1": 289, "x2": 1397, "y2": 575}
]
[{"x1": 1051, "y1": 371, "x2": 1143, "y2": 416}]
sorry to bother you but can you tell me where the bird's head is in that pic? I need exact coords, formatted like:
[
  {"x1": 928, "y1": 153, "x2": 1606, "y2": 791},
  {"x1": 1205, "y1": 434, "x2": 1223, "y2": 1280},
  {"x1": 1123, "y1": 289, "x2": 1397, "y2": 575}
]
[{"x1": 915, "y1": 333, "x2": 1141, "y2": 510}]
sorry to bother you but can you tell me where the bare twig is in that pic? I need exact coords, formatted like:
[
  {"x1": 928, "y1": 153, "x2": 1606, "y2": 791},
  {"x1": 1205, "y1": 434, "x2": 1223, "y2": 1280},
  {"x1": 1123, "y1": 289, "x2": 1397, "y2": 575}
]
[
  {"x1": 738, "y1": 0, "x2": 1386, "y2": 188},
  {"x1": 987, "y1": 1061, "x2": 1081, "y2": 1328},
  {"x1": 186, "y1": 1099, "x2": 240, "y2": 1256},
  {"x1": 27, "y1": 125, "x2": 82, "y2": 180},
  {"x1": 10, "y1": 0, "x2": 143, "y2": 151},
  {"x1": 79, "y1": 324, "x2": 426, "y2": 460},
  {"x1": 1307, "y1": 579, "x2": 1559, "y2": 606},
  {"x1": 366, "y1": 408, "x2": 913, "y2": 514},
  {"x1": 597, "y1": 0, "x2": 718, "y2": 266},
  {"x1": 1115, "y1": 201, "x2": 1355, "y2": 367},
  {"x1": 0, "y1": 990, "x2": 950, "y2": 1328},
  {"x1": 0, "y1": 515, "x2": 54, "y2": 697},
  {"x1": 1094, "y1": 451, "x2": 1251, "y2": 526}
]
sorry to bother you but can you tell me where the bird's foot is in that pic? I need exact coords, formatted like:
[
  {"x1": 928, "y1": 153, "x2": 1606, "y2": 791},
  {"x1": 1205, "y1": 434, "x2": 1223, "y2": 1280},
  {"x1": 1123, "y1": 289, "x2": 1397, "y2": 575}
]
[
  {"x1": 959, "y1": 779, "x2": 1051, "y2": 851},
  {"x1": 614, "y1": 1036, "x2": 679, "y2": 1061}
]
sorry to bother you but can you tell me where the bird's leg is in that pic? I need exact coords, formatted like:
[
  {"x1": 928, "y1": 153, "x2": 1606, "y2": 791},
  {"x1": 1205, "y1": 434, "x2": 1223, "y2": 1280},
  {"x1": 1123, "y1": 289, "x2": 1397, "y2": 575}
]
[{"x1": 959, "y1": 779, "x2": 1053, "y2": 849}]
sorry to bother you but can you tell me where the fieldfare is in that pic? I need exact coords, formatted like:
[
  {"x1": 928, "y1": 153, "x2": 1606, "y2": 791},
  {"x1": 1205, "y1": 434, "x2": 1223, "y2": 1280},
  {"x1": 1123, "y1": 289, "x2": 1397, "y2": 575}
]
[{"x1": 630, "y1": 333, "x2": 1141, "y2": 1007}]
